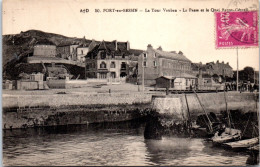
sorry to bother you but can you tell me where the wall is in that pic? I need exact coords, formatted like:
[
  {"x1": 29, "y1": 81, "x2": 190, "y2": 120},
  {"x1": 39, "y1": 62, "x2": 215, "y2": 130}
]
[
  {"x1": 77, "y1": 47, "x2": 89, "y2": 62},
  {"x1": 152, "y1": 92, "x2": 258, "y2": 121},
  {"x1": 56, "y1": 46, "x2": 70, "y2": 59},
  {"x1": 3, "y1": 93, "x2": 152, "y2": 129},
  {"x1": 3, "y1": 92, "x2": 257, "y2": 130},
  {"x1": 3, "y1": 103, "x2": 152, "y2": 129},
  {"x1": 70, "y1": 45, "x2": 79, "y2": 61},
  {"x1": 33, "y1": 45, "x2": 56, "y2": 57}
]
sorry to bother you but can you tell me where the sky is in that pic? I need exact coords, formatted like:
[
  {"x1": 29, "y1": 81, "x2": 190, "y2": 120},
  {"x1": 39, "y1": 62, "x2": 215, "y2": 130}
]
[{"x1": 2, "y1": 0, "x2": 259, "y2": 70}]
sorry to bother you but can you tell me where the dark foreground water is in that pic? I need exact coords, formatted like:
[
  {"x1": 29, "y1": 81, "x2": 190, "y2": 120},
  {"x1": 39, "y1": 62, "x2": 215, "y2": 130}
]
[{"x1": 3, "y1": 122, "x2": 250, "y2": 166}]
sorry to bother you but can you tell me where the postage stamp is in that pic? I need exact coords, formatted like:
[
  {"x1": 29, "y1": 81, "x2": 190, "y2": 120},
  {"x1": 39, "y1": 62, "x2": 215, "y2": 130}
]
[{"x1": 215, "y1": 11, "x2": 258, "y2": 48}]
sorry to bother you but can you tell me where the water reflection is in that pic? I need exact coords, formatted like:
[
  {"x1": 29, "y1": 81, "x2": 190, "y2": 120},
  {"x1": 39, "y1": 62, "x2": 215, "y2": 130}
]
[
  {"x1": 3, "y1": 121, "x2": 249, "y2": 166},
  {"x1": 144, "y1": 137, "x2": 192, "y2": 165}
]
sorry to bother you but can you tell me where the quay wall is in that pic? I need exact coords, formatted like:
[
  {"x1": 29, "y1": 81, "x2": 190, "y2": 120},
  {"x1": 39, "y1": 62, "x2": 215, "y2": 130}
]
[
  {"x1": 3, "y1": 93, "x2": 153, "y2": 129},
  {"x1": 153, "y1": 92, "x2": 258, "y2": 121},
  {"x1": 3, "y1": 93, "x2": 152, "y2": 108},
  {"x1": 3, "y1": 92, "x2": 258, "y2": 129}
]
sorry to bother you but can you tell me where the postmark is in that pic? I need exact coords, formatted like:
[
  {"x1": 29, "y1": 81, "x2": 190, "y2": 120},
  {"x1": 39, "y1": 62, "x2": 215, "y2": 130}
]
[{"x1": 215, "y1": 11, "x2": 258, "y2": 48}]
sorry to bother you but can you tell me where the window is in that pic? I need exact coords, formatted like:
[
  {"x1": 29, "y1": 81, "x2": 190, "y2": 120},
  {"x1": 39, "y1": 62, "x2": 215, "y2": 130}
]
[
  {"x1": 100, "y1": 62, "x2": 106, "y2": 68},
  {"x1": 121, "y1": 62, "x2": 127, "y2": 69},
  {"x1": 153, "y1": 61, "x2": 157, "y2": 67},
  {"x1": 143, "y1": 53, "x2": 147, "y2": 58},
  {"x1": 101, "y1": 52, "x2": 106, "y2": 59},
  {"x1": 111, "y1": 72, "x2": 116, "y2": 78},
  {"x1": 110, "y1": 62, "x2": 116, "y2": 68},
  {"x1": 111, "y1": 52, "x2": 115, "y2": 59},
  {"x1": 100, "y1": 73, "x2": 107, "y2": 79},
  {"x1": 122, "y1": 54, "x2": 125, "y2": 59},
  {"x1": 154, "y1": 53, "x2": 156, "y2": 58},
  {"x1": 81, "y1": 50, "x2": 83, "y2": 55},
  {"x1": 143, "y1": 61, "x2": 147, "y2": 67}
]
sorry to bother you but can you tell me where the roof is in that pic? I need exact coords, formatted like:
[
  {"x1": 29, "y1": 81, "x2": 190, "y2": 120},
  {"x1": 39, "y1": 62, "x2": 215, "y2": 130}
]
[
  {"x1": 86, "y1": 40, "x2": 131, "y2": 58},
  {"x1": 129, "y1": 49, "x2": 144, "y2": 56},
  {"x1": 191, "y1": 63, "x2": 213, "y2": 71},
  {"x1": 154, "y1": 49, "x2": 191, "y2": 62},
  {"x1": 57, "y1": 41, "x2": 74, "y2": 47},
  {"x1": 206, "y1": 61, "x2": 232, "y2": 69},
  {"x1": 35, "y1": 39, "x2": 56, "y2": 46},
  {"x1": 77, "y1": 43, "x2": 90, "y2": 47},
  {"x1": 158, "y1": 73, "x2": 197, "y2": 79}
]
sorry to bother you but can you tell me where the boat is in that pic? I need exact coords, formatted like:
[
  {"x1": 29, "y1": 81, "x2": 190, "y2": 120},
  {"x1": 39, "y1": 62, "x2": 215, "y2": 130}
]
[
  {"x1": 223, "y1": 137, "x2": 259, "y2": 150},
  {"x1": 210, "y1": 128, "x2": 241, "y2": 145}
]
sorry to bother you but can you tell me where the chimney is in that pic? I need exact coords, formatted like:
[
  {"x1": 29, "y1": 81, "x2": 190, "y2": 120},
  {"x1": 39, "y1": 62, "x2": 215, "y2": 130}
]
[
  {"x1": 227, "y1": 62, "x2": 229, "y2": 65},
  {"x1": 157, "y1": 46, "x2": 162, "y2": 51},
  {"x1": 126, "y1": 41, "x2": 130, "y2": 51},
  {"x1": 222, "y1": 61, "x2": 224, "y2": 64},
  {"x1": 199, "y1": 68, "x2": 202, "y2": 78},
  {"x1": 147, "y1": 44, "x2": 153, "y2": 50},
  {"x1": 217, "y1": 60, "x2": 219, "y2": 63},
  {"x1": 114, "y1": 40, "x2": 118, "y2": 51}
]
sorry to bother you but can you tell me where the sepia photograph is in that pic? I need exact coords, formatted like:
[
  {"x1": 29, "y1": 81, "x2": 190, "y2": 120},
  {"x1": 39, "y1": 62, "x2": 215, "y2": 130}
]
[{"x1": 2, "y1": 0, "x2": 259, "y2": 166}]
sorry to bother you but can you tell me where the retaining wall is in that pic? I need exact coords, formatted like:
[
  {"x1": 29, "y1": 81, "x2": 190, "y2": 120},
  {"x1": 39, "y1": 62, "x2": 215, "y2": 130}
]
[
  {"x1": 153, "y1": 92, "x2": 258, "y2": 120},
  {"x1": 3, "y1": 92, "x2": 257, "y2": 130}
]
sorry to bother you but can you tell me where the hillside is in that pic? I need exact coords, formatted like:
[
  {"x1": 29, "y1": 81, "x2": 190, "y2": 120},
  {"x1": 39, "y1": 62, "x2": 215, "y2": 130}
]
[
  {"x1": 2, "y1": 29, "x2": 144, "y2": 80},
  {"x1": 2, "y1": 30, "x2": 91, "y2": 67}
]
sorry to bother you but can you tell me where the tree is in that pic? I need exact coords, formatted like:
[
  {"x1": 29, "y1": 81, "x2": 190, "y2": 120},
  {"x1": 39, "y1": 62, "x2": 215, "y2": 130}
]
[{"x1": 233, "y1": 66, "x2": 255, "y2": 83}]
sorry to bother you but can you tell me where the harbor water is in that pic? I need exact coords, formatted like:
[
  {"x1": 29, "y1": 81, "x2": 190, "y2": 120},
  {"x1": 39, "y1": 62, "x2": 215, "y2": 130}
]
[{"x1": 3, "y1": 121, "x2": 250, "y2": 166}]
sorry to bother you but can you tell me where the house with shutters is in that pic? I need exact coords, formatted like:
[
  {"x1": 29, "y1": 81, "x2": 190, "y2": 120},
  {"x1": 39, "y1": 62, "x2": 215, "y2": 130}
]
[{"x1": 85, "y1": 40, "x2": 142, "y2": 79}]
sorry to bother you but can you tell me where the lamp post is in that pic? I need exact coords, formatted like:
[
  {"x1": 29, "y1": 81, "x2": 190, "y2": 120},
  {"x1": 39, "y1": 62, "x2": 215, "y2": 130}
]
[
  {"x1": 253, "y1": 68, "x2": 255, "y2": 84},
  {"x1": 142, "y1": 53, "x2": 145, "y2": 92},
  {"x1": 236, "y1": 47, "x2": 239, "y2": 91}
]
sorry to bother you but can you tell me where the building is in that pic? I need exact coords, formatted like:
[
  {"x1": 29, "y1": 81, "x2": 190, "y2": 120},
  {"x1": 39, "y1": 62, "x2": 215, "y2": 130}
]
[
  {"x1": 206, "y1": 60, "x2": 233, "y2": 78},
  {"x1": 138, "y1": 44, "x2": 192, "y2": 85},
  {"x1": 76, "y1": 39, "x2": 99, "y2": 63},
  {"x1": 85, "y1": 40, "x2": 141, "y2": 79},
  {"x1": 192, "y1": 61, "x2": 233, "y2": 78},
  {"x1": 56, "y1": 41, "x2": 79, "y2": 60},
  {"x1": 191, "y1": 62, "x2": 214, "y2": 76},
  {"x1": 77, "y1": 44, "x2": 89, "y2": 63},
  {"x1": 156, "y1": 73, "x2": 196, "y2": 90},
  {"x1": 33, "y1": 39, "x2": 56, "y2": 57}
]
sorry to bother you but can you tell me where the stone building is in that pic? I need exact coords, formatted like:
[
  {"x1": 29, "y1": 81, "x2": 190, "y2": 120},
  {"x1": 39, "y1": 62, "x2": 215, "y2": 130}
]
[
  {"x1": 76, "y1": 39, "x2": 99, "y2": 63},
  {"x1": 207, "y1": 60, "x2": 233, "y2": 78},
  {"x1": 85, "y1": 40, "x2": 141, "y2": 79},
  {"x1": 137, "y1": 44, "x2": 193, "y2": 85},
  {"x1": 56, "y1": 42, "x2": 79, "y2": 60},
  {"x1": 33, "y1": 39, "x2": 56, "y2": 57},
  {"x1": 191, "y1": 60, "x2": 233, "y2": 78}
]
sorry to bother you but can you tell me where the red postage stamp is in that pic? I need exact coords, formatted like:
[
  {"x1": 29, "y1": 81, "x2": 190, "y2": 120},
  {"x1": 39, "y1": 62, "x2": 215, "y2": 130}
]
[{"x1": 215, "y1": 11, "x2": 258, "y2": 48}]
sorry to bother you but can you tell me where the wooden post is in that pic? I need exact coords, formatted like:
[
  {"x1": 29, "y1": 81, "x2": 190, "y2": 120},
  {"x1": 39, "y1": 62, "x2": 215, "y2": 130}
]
[
  {"x1": 224, "y1": 91, "x2": 232, "y2": 131},
  {"x1": 184, "y1": 94, "x2": 192, "y2": 134},
  {"x1": 193, "y1": 90, "x2": 213, "y2": 133}
]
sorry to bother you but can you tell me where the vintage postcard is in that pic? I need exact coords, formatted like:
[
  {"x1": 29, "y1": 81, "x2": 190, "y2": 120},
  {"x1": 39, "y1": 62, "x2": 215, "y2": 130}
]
[{"x1": 2, "y1": 0, "x2": 259, "y2": 166}]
